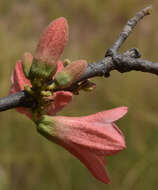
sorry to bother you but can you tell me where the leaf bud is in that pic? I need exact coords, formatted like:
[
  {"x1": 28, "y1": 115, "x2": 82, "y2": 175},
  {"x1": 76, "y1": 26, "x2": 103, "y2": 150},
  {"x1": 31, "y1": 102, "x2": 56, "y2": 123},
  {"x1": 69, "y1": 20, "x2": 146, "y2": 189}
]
[{"x1": 54, "y1": 60, "x2": 87, "y2": 88}]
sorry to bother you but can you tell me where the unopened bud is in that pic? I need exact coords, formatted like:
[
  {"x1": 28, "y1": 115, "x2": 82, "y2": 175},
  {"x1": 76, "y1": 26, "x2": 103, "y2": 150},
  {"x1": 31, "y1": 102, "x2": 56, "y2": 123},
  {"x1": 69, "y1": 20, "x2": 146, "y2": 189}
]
[
  {"x1": 29, "y1": 18, "x2": 69, "y2": 82},
  {"x1": 22, "y1": 52, "x2": 33, "y2": 78},
  {"x1": 54, "y1": 60, "x2": 87, "y2": 88},
  {"x1": 31, "y1": 17, "x2": 69, "y2": 81}
]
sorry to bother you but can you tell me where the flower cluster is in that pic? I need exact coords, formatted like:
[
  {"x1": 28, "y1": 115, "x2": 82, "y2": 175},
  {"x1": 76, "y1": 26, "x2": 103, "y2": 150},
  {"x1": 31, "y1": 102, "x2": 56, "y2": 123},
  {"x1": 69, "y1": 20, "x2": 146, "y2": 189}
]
[{"x1": 10, "y1": 17, "x2": 128, "y2": 184}]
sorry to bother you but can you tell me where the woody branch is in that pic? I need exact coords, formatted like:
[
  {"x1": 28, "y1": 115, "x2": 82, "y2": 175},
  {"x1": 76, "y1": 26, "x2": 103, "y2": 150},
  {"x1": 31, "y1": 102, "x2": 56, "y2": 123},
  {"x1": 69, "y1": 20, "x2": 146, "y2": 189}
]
[{"x1": 0, "y1": 5, "x2": 156, "y2": 112}]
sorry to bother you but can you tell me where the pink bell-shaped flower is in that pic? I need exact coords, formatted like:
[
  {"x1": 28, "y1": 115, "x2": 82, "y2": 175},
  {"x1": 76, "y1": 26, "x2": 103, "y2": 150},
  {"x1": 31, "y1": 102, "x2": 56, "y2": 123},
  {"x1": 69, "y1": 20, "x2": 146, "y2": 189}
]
[{"x1": 37, "y1": 107, "x2": 128, "y2": 184}]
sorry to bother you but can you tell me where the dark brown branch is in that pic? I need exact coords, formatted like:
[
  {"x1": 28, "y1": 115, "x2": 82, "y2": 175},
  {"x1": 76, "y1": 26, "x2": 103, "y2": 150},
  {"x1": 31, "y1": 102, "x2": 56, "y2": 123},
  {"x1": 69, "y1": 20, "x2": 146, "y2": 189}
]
[
  {"x1": 0, "y1": 91, "x2": 34, "y2": 112},
  {"x1": 0, "y1": 5, "x2": 156, "y2": 112}
]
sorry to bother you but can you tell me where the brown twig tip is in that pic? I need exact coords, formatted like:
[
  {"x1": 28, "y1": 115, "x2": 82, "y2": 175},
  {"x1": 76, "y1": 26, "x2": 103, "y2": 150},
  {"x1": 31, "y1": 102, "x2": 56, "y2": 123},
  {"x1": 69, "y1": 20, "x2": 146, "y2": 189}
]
[
  {"x1": 143, "y1": 5, "x2": 152, "y2": 15},
  {"x1": 135, "y1": 5, "x2": 152, "y2": 22}
]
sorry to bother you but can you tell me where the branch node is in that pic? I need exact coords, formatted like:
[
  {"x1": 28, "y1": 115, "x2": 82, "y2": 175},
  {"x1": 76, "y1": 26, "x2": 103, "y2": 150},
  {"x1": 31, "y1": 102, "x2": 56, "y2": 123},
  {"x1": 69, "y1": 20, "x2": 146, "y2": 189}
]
[
  {"x1": 123, "y1": 48, "x2": 141, "y2": 58},
  {"x1": 105, "y1": 48, "x2": 115, "y2": 57}
]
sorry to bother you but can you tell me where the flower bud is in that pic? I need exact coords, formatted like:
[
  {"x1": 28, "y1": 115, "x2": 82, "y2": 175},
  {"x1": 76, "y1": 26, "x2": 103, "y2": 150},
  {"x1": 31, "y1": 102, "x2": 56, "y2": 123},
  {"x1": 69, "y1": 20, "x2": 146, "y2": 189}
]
[
  {"x1": 54, "y1": 60, "x2": 87, "y2": 88},
  {"x1": 30, "y1": 17, "x2": 69, "y2": 81},
  {"x1": 22, "y1": 52, "x2": 33, "y2": 78}
]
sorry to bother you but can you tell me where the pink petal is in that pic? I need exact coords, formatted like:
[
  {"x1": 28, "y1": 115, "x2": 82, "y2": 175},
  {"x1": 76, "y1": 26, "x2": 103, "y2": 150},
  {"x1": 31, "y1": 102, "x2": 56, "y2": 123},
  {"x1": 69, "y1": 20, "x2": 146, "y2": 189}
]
[
  {"x1": 9, "y1": 61, "x2": 32, "y2": 118},
  {"x1": 16, "y1": 107, "x2": 32, "y2": 119},
  {"x1": 34, "y1": 17, "x2": 69, "y2": 66},
  {"x1": 10, "y1": 60, "x2": 31, "y2": 92},
  {"x1": 46, "y1": 91, "x2": 72, "y2": 115},
  {"x1": 58, "y1": 140, "x2": 110, "y2": 184},
  {"x1": 10, "y1": 60, "x2": 64, "y2": 94},
  {"x1": 80, "y1": 107, "x2": 128, "y2": 123}
]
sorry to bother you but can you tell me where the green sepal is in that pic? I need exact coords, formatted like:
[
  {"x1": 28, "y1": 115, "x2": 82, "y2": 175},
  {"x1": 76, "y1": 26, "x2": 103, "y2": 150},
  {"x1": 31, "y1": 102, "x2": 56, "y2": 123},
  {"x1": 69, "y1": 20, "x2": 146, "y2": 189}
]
[
  {"x1": 29, "y1": 59, "x2": 57, "y2": 81},
  {"x1": 22, "y1": 62, "x2": 32, "y2": 78},
  {"x1": 54, "y1": 71, "x2": 73, "y2": 88},
  {"x1": 37, "y1": 115, "x2": 55, "y2": 137}
]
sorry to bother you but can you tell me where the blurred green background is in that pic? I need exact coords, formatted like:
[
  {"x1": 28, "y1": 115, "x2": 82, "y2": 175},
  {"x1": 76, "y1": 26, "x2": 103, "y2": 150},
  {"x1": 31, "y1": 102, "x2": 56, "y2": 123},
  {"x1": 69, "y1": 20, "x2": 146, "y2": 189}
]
[{"x1": 0, "y1": 0, "x2": 158, "y2": 189}]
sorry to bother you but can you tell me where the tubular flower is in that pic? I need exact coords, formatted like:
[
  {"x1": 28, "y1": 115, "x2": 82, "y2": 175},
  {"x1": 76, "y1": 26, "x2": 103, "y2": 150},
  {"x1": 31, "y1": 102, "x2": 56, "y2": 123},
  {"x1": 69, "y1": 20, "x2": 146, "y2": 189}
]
[{"x1": 37, "y1": 107, "x2": 128, "y2": 184}]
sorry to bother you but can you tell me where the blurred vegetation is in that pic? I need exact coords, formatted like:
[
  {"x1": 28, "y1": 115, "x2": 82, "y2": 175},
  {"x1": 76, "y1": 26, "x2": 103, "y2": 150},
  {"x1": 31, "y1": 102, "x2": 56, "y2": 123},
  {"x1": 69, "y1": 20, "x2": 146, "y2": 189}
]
[{"x1": 0, "y1": 0, "x2": 157, "y2": 189}]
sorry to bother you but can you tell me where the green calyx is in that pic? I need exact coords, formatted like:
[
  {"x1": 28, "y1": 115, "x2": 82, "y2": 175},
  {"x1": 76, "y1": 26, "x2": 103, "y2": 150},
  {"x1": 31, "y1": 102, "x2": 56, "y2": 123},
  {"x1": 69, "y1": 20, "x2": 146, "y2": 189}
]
[
  {"x1": 22, "y1": 61, "x2": 32, "y2": 78},
  {"x1": 54, "y1": 71, "x2": 73, "y2": 88},
  {"x1": 37, "y1": 115, "x2": 55, "y2": 136},
  {"x1": 29, "y1": 58, "x2": 57, "y2": 81},
  {"x1": 22, "y1": 57, "x2": 58, "y2": 123},
  {"x1": 24, "y1": 82, "x2": 55, "y2": 125},
  {"x1": 21, "y1": 55, "x2": 59, "y2": 126}
]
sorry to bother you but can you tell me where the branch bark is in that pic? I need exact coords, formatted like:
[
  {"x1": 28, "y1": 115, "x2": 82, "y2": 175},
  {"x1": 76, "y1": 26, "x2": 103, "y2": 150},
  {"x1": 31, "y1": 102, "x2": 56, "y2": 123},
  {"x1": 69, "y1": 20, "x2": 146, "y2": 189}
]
[{"x1": 0, "y1": 5, "x2": 155, "y2": 112}]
